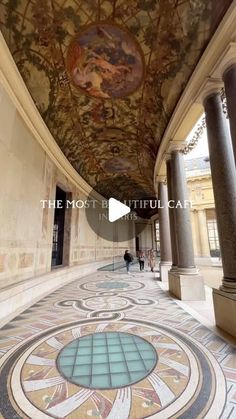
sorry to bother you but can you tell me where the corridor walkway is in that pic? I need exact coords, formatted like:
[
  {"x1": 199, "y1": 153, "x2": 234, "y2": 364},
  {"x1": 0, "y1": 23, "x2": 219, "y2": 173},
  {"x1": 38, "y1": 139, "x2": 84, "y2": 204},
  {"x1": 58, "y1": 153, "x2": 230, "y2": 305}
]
[{"x1": 0, "y1": 268, "x2": 236, "y2": 419}]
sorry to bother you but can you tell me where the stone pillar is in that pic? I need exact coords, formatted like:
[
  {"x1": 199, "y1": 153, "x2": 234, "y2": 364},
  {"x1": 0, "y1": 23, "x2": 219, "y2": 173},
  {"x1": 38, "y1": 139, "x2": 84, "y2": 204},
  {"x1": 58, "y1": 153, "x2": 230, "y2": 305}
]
[
  {"x1": 158, "y1": 181, "x2": 172, "y2": 282},
  {"x1": 204, "y1": 91, "x2": 236, "y2": 337},
  {"x1": 197, "y1": 209, "x2": 211, "y2": 258},
  {"x1": 166, "y1": 159, "x2": 178, "y2": 268},
  {"x1": 172, "y1": 151, "x2": 195, "y2": 268},
  {"x1": 191, "y1": 210, "x2": 201, "y2": 257},
  {"x1": 168, "y1": 151, "x2": 205, "y2": 300},
  {"x1": 223, "y1": 64, "x2": 236, "y2": 164}
]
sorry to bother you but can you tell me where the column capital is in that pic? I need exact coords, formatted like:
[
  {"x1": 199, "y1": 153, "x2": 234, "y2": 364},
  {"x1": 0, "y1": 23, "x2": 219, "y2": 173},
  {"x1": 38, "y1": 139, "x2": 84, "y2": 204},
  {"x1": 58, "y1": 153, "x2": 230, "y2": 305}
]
[
  {"x1": 156, "y1": 175, "x2": 167, "y2": 184},
  {"x1": 165, "y1": 140, "x2": 184, "y2": 157},
  {"x1": 210, "y1": 41, "x2": 236, "y2": 79},
  {"x1": 223, "y1": 62, "x2": 236, "y2": 79},
  {"x1": 196, "y1": 43, "x2": 236, "y2": 105},
  {"x1": 196, "y1": 78, "x2": 223, "y2": 105},
  {"x1": 171, "y1": 149, "x2": 182, "y2": 156}
]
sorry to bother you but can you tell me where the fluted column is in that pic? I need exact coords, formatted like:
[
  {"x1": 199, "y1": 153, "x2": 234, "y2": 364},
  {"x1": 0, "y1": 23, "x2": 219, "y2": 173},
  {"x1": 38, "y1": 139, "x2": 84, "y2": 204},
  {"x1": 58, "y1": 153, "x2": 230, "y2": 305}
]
[
  {"x1": 171, "y1": 151, "x2": 195, "y2": 270},
  {"x1": 223, "y1": 64, "x2": 236, "y2": 164},
  {"x1": 204, "y1": 92, "x2": 236, "y2": 292},
  {"x1": 158, "y1": 182, "x2": 172, "y2": 281},
  {"x1": 166, "y1": 159, "x2": 178, "y2": 268}
]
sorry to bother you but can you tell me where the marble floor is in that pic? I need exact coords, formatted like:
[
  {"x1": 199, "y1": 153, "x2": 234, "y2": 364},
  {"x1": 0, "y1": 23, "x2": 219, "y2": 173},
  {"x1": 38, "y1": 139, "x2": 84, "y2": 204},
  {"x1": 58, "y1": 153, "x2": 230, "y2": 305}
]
[{"x1": 0, "y1": 267, "x2": 236, "y2": 419}]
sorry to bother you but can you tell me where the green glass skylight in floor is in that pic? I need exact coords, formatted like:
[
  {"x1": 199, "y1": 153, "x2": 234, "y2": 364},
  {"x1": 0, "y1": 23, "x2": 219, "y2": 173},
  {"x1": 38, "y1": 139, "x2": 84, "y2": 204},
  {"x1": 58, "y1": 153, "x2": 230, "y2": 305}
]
[{"x1": 56, "y1": 331, "x2": 158, "y2": 389}]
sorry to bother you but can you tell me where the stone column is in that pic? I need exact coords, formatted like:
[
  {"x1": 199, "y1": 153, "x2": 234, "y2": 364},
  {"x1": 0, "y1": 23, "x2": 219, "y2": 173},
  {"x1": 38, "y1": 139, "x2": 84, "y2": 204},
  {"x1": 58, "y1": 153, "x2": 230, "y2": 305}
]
[
  {"x1": 191, "y1": 210, "x2": 201, "y2": 257},
  {"x1": 223, "y1": 64, "x2": 236, "y2": 164},
  {"x1": 158, "y1": 181, "x2": 172, "y2": 282},
  {"x1": 197, "y1": 209, "x2": 211, "y2": 258},
  {"x1": 166, "y1": 159, "x2": 178, "y2": 268},
  {"x1": 204, "y1": 91, "x2": 236, "y2": 337},
  {"x1": 171, "y1": 151, "x2": 195, "y2": 268},
  {"x1": 168, "y1": 151, "x2": 205, "y2": 300}
]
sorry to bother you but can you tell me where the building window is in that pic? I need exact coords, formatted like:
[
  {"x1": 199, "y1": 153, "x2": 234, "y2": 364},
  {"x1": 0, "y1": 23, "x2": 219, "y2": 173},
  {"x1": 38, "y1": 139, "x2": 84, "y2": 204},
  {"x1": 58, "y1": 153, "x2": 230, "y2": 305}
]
[
  {"x1": 155, "y1": 220, "x2": 160, "y2": 255},
  {"x1": 207, "y1": 219, "x2": 220, "y2": 257}
]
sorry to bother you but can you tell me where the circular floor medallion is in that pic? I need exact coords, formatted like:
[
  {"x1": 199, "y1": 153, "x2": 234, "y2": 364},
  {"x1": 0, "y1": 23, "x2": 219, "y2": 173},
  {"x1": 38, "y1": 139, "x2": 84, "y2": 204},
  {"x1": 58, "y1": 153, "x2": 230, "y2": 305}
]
[
  {"x1": 80, "y1": 279, "x2": 144, "y2": 292},
  {"x1": 56, "y1": 332, "x2": 157, "y2": 389},
  {"x1": 8, "y1": 320, "x2": 226, "y2": 419}
]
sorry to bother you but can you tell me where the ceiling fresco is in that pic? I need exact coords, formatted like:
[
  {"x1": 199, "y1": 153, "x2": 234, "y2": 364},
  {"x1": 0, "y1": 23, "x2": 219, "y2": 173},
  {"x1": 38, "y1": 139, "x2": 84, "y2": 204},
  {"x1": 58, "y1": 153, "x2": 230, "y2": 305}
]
[
  {"x1": 0, "y1": 0, "x2": 233, "y2": 202},
  {"x1": 67, "y1": 23, "x2": 145, "y2": 99}
]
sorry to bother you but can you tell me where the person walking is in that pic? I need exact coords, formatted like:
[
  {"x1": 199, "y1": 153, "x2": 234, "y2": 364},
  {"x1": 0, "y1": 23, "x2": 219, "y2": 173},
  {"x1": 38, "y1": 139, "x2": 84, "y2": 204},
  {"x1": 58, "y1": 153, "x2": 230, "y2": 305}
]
[
  {"x1": 138, "y1": 251, "x2": 145, "y2": 271},
  {"x1": 148, "y1": 249, "x2": 156, "y2": 273},
  {"x1": 124, "y1": 250, "x2": 133, "y2": 273}
]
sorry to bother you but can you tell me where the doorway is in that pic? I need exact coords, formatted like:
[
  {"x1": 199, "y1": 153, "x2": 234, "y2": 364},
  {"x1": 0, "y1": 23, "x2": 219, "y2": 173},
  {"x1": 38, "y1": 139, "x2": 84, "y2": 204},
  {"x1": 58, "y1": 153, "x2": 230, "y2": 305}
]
[
  {"x1": 136, "y1": 236, "x2": 140, "y2": 253},
  {"x1": 51, "y1": 186, "x2": 66, "y2": 267}
]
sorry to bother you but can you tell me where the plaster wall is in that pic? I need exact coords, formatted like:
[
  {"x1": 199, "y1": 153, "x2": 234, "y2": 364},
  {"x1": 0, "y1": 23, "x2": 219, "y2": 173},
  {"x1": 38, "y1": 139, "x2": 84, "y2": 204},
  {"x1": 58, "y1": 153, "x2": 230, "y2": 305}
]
[{"x1": 0, "y1": 84, "x2": 135, "y2": 290}]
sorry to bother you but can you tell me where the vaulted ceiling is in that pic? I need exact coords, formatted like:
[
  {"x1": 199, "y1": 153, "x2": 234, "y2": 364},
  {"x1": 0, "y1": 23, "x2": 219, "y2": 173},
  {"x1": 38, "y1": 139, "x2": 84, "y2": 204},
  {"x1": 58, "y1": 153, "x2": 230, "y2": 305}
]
[{"x1": 0, "y1": 0, "x2": 232, "y2": 200}]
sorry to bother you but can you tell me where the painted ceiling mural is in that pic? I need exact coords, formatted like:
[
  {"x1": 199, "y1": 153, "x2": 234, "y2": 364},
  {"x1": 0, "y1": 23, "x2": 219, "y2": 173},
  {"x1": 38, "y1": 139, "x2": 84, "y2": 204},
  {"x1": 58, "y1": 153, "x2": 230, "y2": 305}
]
[{"x1": 0, "y1": 0, "x2": 233, "y2": 200}]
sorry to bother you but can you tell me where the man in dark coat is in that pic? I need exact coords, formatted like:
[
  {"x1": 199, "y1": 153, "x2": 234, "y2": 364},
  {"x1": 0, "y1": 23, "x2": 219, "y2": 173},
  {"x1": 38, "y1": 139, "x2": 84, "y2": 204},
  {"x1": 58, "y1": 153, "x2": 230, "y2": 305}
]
[{"x1": 124, "y1": 250, "x2": 133, "y2": 273}]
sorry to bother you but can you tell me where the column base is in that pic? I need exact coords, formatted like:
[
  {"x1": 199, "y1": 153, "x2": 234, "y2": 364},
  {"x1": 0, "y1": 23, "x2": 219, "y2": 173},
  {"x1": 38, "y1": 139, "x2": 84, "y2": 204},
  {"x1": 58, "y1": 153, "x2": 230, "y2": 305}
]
[
  {"x1": 220, "y1": 280, "x2": 236, "y2": 293},
  {"x1": 168, "y1": 270, "x2": 205, "y2": 300},
  {"x1": 160, "y1": 262, "x2": 172, "y2": 282},
  {"x1": 213, "y1": 288, "x2": 236, "y2": 338}
]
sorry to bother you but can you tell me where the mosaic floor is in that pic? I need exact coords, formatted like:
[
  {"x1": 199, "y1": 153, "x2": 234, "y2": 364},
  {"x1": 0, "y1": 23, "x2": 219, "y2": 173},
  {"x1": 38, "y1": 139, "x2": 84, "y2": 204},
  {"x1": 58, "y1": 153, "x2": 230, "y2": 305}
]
[{"x1": 0, "y1": 267, "x2": 236, "y2": 419}]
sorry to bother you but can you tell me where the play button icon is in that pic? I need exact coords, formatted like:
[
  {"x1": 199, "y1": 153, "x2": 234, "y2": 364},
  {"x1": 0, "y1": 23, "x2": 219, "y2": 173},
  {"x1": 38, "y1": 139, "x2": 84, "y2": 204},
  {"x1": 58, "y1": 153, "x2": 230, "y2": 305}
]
[
  {"x1": 85, "y1": 176, "x2": 149, "y2": 242},
  {"x1": 108, "y1": 198, "x2": 130, "y2": 222}
]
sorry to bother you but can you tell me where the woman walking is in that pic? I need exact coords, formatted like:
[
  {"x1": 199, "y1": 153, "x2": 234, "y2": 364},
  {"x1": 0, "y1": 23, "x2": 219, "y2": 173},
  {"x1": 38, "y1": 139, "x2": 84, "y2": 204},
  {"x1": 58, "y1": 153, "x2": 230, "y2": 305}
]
[{"x1": 148, "y1": 249, "x2": 156, "y2": 273}]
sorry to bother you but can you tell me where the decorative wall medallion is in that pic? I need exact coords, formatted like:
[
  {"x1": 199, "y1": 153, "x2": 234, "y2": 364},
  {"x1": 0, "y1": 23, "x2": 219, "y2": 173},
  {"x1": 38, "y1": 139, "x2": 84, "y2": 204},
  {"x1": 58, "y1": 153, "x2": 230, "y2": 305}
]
[{"x1": 67, "y1": 23, "x2": 145, "y2": 99}]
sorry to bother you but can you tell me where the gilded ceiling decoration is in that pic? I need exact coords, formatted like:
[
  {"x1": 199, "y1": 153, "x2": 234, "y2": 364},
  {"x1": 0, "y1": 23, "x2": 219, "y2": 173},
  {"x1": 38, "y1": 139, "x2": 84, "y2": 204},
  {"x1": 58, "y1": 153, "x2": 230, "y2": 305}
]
[{"x1": 0, "y1": 0, "x2": 233, "y2": 201}]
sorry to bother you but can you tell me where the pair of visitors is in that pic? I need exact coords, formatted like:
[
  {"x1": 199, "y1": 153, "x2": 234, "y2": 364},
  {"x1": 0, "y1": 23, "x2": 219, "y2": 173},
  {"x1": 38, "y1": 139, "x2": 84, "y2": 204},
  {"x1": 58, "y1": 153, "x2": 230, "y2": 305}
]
[{"x1": 124, "y1": 250, "x2": 133, "y2": 273}]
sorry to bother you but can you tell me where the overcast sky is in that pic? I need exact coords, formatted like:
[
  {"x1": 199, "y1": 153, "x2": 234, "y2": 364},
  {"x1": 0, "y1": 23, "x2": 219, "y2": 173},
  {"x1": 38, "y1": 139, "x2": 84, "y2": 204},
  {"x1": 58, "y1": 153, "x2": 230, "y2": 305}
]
[
  {"x1": 184, "y1": 110, "x2": 233, "y2": 161},
  {"x1": 184, "y1": 115, "x2": 209, "y2": 161}
]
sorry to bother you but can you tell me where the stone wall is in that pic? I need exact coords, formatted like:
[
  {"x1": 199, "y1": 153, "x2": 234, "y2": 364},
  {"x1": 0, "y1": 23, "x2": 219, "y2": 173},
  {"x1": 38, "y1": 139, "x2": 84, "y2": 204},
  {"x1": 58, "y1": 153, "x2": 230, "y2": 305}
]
[{"x1": 0, "y1": 85, "x2": 137, "y2": 289}]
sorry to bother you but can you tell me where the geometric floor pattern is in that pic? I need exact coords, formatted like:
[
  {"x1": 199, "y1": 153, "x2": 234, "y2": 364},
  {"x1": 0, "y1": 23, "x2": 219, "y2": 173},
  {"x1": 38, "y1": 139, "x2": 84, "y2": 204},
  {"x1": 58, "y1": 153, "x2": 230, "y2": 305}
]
[{"x1": 0, "y1": 267, "x2": 236, "y2": 418}]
